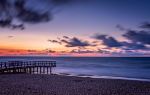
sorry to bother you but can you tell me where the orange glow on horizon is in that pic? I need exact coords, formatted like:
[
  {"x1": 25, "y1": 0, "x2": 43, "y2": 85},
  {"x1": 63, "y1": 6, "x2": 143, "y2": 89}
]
[{"x1": 0, "y1": 48, "x2": 109, "y2": 57}]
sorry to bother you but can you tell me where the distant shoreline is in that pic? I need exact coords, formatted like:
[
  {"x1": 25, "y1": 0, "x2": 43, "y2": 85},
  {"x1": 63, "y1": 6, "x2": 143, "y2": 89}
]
[{"x1": 0, "y1": 74, "x2": 150, "y2": 95}]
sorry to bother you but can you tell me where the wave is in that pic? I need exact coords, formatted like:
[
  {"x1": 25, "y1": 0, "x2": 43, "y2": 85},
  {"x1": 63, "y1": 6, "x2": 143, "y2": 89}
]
[{"x1": 57, "y1": 73, "x2": 150, "y2": 82}]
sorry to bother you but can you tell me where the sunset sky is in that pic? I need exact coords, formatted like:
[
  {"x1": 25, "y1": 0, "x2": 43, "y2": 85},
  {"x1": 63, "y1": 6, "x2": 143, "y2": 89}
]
[{"x1": 0, "y1": 0, "x2": 150, "y2": 56}]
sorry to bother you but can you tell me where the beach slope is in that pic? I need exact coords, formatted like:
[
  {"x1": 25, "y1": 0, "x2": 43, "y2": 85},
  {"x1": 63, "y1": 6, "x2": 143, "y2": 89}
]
[{"x1": 0, "y1": 74, "x2": 150, "y2": 95}]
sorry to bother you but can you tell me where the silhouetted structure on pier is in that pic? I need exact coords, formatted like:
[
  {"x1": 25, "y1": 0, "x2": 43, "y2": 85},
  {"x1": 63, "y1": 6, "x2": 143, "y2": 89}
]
[{"x1": 0, "y1": 61, "x2": 56, "y2": 74}]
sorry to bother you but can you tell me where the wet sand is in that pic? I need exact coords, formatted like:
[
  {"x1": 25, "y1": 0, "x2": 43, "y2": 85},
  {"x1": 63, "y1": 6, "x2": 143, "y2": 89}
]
[{"x1": 0, "y1": 74, "x2": 150, "y2": 95}]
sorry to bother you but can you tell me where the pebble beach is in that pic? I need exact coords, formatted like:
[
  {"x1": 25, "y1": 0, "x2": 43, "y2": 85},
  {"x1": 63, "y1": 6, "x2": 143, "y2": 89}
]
[{"x1": 0, "y1": 74, "x2": 150, "y2": 95}]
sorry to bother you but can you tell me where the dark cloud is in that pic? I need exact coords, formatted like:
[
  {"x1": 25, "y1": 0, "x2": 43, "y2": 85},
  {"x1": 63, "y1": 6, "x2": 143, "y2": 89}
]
[
  {"x1": 93, "y1": 34, "x2": 122, "y2": 47},
  {"x1": 139, "y1": 22, "x2": 150, "y2": 29},
  {"x1": 44, "y1": 48, "x2": 56, "y2": 53},
  {"x1": 70, "y1": 49, "x2": 95, "y2": 53},
  {"x1": 121, "y1": 42, "x2": 148, "y2": 50},
  {"x1": 116, "y1": 24, "x2": 126, "y2": 31},
  {"x1": 8, "y1": 36, "x2": 14, "y2": 38},
  {"x1": 60, "y1": 39, "x2": 68, "y2": 43},
  {"x1": 48, "y1": 50, "x2": 56, "y2": 53},
  {"x1": 0, "y1": 0, "x2": 72, "y2": 29},
  {"x1": 48, "y1": 39, "x2": 61, "y2": 44},
  {"x1": 93, "y1": 33, "x2": 149, "y2": 50},
  {"x1": 63, "y1": 36, "x2": 69, "y2": 39},
  {"x1": 63, "y1": 37, "x2": 92, "y2": 47},
  {"x1": 48, "y1": 36, "x2": 95, "y2": 47},
  {"x1": 123, "y1": 30, "x2": 150, "y2": 45},
  {"x1": 27, "y1": 50, "x2": 37, "y2": 52},
  {"x1": 69, "y1": 48, "x2": 113, "y2": 54},
  {"x1": 97, "y1": 49, "x2": 111, "y2": 54}
]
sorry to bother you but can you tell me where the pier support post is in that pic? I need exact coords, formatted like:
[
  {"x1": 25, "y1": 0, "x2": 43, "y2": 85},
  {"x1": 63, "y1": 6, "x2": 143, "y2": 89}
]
[
  {"x1": 50, "y1": 67, "x2": 52, "y2": 75},
  {"x1": 43, "y1": 67, "x2": 45, "y2": 74},
  {"x1": 29, "y1": 68, "x2": 31, "y2": 74},
  {"x1": 37, "y1": 67, "x2": 38, "y2": 74},
  {"x1": 40, "y1": 67, "x2": 41, "y2": 74},
  {"x1": 47, "y1": 67, "x2": 48, "y2": 74}
]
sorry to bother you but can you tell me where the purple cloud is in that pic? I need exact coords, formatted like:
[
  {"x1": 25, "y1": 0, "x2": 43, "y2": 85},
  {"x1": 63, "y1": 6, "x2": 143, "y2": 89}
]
[
  {"x1": 123, "y1": 30, "x2": 150, "y2": 45},
  {"x1": 0, "y1": 0, "x2": 71, "y2": 29},
  {"x1": 93, "y1": 34, "x2": 122, "y2": 47}
]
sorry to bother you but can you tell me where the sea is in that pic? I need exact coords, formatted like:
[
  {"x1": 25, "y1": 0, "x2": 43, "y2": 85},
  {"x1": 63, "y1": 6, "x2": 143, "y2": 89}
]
[{"x1": 0, "y1": 56, "x2": 150, "y2": 81}]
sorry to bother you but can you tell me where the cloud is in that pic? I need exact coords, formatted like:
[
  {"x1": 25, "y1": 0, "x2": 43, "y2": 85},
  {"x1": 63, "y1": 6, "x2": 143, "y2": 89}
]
[
  {"x1": 48, "y1": 39, "x2": 61, "y2": 44},
  {"x1": 45, "y1": 48, "x2": 56, "y2": 53},
  {"x1": 69, "y1": 48, "x2": 112, "y2": 54},
  {"x1": 70, "y1": 49, "x2": 96, "y2": 53},
  {"x1": 116, "y1": 24, "x2": 126, "y2": 31},
  {"x1": 121, "y1": 42, "x2": 148, "y2": 50},
  {"x1": 123, "y1": 30, "x2": 150, "y2": 45},
  {"x1": 139, "y1": 22, "x2": 150, "y2": 29},
  {"x1": 48, "y1": 36, "x2": 95, "y2": 47},
  {"x1": 93, "y1": 33, "x2": 149, "y2": 50},
  {"x1": 97, "y1": 49, "x2": 111, "y2": 54},
  {"x1": 0, "y1": 0, "x2": 72, "y2": 29},
  {"x1": 64, "y1": 37, "x2": 92, "y2": 47},
  {"x1": 93, "y1": 34, "x2": 122, "y2": 47},
  {"x1": 63, "y1": 36, "x2": 69, "y2": 39},
  {"x1": 8, "y1": 36, "x2": 14, "y2": 38}
]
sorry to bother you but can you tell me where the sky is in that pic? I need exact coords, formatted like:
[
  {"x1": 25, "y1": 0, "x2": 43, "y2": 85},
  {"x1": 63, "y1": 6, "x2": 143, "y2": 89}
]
[{"x1": 0, "y1": 0, "x2": 150, "y2": 56}]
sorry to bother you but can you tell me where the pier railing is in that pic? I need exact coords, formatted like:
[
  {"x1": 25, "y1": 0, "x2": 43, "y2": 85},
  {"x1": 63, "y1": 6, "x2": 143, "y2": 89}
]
[{"x1": 0, "y1": 61, "x2": 56, "y2": 74}]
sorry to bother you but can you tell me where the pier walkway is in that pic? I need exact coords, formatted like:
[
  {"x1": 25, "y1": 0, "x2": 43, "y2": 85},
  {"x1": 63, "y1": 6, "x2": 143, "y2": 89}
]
[{"x1": 0, "y1": 61, "x2": 56, "y2": 74}]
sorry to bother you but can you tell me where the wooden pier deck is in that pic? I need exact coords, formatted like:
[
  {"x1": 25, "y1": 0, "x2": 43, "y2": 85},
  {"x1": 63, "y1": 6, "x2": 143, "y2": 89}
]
[{"x1": 0, "y1": 61, "x2": 56, "y2": 74}]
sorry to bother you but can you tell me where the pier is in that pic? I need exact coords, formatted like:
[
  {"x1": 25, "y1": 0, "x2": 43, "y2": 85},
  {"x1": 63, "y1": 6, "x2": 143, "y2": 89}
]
[{"x1": 0, "y1": 61, "x2": 56, "y2": 74}]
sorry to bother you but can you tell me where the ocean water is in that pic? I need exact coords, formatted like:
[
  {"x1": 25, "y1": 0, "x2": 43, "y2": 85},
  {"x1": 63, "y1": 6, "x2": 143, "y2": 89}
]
[{"x1": 0, "y1": 56, "x2": 150, "y2": 81}]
